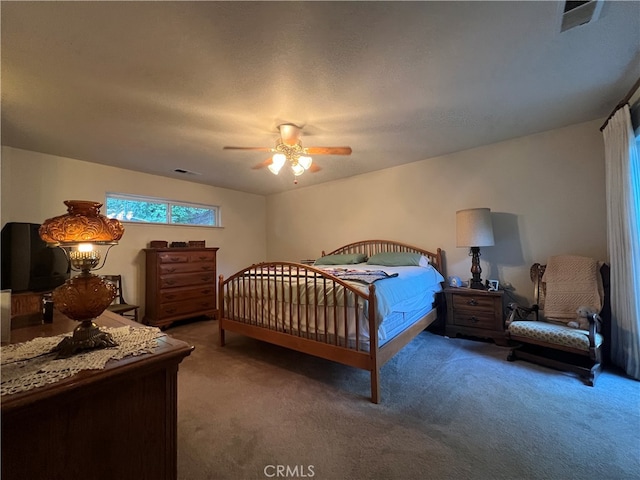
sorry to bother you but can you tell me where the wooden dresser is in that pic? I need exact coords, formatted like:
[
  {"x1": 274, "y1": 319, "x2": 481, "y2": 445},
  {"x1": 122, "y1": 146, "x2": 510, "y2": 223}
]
[
  {"x1": 144, "y1": 247, "x2": 219, "y2": 328},
  {"x1": 2, "y1": 310, "x2": 193, "y2": 480}
]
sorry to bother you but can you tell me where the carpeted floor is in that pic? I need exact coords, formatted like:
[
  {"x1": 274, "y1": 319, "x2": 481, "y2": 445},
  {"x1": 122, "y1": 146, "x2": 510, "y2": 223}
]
[{"x1": 168, "y1": 318, "x2": 640, "y2": 480}]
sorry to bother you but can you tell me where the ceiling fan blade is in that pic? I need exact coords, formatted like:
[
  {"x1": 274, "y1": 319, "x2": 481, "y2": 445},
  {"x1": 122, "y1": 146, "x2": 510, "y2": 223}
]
[
  {"x1": 251, "y1": 157, "x2": 273, "y2": 170},
  {"x1": 305, "y1": 146, "x2": 352, "y2": 155},
  {"x1": 309, "y1": 164, "x2": 322, "y2": 173},
  {"x1": 223, "y1": 146, "x2": 273, "y2": 152}
]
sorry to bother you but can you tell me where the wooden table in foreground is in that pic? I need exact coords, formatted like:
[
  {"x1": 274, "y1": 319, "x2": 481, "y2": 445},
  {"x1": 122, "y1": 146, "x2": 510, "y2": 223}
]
[{"x1": 1, "y1": 310, "x2": 194, "y2": 480}]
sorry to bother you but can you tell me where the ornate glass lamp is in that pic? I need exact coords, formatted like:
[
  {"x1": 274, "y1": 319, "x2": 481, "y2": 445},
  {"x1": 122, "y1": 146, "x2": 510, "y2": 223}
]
[
  {"x1": 39, "y1": 200, "x2": 125, "y2": 358},
  {"x1": 456, "y1": 208, "x2": 495, "y2": 290}
]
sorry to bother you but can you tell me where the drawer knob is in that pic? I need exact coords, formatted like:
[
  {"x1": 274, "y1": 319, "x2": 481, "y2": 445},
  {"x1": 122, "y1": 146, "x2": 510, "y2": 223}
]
[
  {"x1": 468, "y1": 298, "x2": 478, "y2": 306},
  {"x1": 470, "y1": 316, "x2": 479, "y2": 323}
]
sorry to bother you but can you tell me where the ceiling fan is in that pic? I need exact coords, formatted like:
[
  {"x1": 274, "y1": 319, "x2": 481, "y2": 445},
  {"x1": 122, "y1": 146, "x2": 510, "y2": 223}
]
[{"x1": 223, "y1": 123, "x2": 352, "y2": 180}]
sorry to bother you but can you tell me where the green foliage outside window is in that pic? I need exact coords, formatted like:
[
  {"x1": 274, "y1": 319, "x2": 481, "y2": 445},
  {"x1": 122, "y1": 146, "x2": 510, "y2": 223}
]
[
  {"x1": 170, "y1": 205, "x2": 215, "y2": 225},
  {"x1": 106, "y1": 194, "x2": 218, "y2": 227}
]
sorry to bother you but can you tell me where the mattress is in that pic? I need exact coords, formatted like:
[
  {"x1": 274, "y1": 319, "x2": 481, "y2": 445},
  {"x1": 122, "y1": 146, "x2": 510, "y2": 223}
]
[{"x1": 224, "y1": 263, "x2": 444, "y2": 349}]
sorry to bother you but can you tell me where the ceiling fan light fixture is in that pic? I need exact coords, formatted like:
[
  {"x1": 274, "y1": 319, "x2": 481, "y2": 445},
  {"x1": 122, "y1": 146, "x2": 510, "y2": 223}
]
[
  {"x1": 291, "y1": 163, "x2": 305, "y2": 176},
  {"x1": 272, "y1": 153, "x2": 286, "y2": 168},
  {"x1": 268, "y1": 153, "x2": 286, "y2": 174},
  {"x1": 268, "y1": 163, "x2": 282, "y2": 175},
  {"x1": 298, "y1": 155, "x2": 312, "y2": 170}
]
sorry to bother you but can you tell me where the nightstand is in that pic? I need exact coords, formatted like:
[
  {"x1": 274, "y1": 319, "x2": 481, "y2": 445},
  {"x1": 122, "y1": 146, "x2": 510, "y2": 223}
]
[{"x1": 444, "y1": 287, "x2": 506, "y2": 345}]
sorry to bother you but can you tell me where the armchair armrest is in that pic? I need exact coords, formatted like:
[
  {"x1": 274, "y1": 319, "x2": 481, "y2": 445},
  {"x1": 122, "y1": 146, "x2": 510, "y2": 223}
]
[
  {"x1": 506, "y1": 302, "x2": 538, "y2": 327},
  {"x1": 586, "y1": 312, "x2": 602, "y2": 349}
]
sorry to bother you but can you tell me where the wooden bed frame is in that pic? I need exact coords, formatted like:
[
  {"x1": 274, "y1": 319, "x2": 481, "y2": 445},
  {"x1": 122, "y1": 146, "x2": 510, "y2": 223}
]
[{"x1": 217, "y1": 240, "x2": 444, "y2": 403}]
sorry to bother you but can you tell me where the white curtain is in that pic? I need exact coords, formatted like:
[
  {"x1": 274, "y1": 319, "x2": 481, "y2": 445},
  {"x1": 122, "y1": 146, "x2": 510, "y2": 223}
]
[{"x1": 603, "y1": 104, "x2": 640, "y2": 380}]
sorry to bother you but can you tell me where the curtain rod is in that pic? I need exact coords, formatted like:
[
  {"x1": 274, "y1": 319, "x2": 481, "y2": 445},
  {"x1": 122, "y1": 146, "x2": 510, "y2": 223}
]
[{"x1": 600, "y1": 76, "x2": 640, "y2": 132}]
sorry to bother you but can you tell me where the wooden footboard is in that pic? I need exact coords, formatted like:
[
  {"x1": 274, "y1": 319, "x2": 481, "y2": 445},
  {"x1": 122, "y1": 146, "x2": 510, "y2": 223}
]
[{"x1": 218, "y1": 240, "x2": 444, "y2": 403}]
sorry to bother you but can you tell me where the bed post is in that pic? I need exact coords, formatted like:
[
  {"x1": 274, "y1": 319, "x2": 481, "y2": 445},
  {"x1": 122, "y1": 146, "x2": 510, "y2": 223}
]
[
  {"x1": 368, "y1": 284, "x2": 380, "y2": 404},
  {"x1": 218, "y1": 274, "x2": 225, "y2": 347}
]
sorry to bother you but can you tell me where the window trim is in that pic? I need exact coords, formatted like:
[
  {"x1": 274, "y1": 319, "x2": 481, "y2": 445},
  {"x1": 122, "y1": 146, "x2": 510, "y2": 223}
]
[{"x1": 105, "y1": 192, "x2": 221, "y2": 228}]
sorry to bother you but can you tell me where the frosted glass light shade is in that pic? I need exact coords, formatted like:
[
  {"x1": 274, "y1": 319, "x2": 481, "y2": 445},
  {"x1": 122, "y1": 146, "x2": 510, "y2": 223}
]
[
  {"x1": 291, "y1": 163, "x2": 305, "y2": 176},
  {"x1": 268, "y1": 163, "x2": 282, "y2": 175},
  {"x1": 272, "y1": 153, "x2": 286, "y2": 168},
  {"x1": 268, "y1": 154, "x2": 286, "y2": 174},
  {"x1": 456, "y1": 208, "x2": 495, "y2": 247},
  {"x1": 298, "y1": 156, "x2": 312, "y2": 170}
]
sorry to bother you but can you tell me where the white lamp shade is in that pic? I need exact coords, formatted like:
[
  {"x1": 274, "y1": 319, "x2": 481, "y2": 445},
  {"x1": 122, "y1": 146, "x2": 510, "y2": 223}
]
[{"x1": 456, "y1": 208, "x2": 495, "y2": 247}]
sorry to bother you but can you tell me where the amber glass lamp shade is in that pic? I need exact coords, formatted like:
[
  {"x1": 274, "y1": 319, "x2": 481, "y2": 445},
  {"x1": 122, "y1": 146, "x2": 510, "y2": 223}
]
[
  {"x1": 39, "y1": 200, "x2": 125, "y2": 358},
  {"x1": 39, "y1": 200, "x2": 124, "y2": 246}
]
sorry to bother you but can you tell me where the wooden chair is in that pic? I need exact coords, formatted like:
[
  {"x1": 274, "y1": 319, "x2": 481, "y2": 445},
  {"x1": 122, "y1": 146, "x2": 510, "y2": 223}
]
[
  {"x1": 505, "y1": 257, "x2": 610, "y2": 386},
  {"x1": 102, "y1": 275, "x2": 140, "y2": 322}
]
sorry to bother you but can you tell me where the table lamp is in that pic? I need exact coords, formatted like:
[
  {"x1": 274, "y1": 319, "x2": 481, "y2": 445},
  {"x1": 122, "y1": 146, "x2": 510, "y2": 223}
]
[
  {"x1": 456, "y1": 208, "x2": 494, "y2": 290},
  {"x1": 39, "y1": 200, "x2": 125, "y2": 357}
]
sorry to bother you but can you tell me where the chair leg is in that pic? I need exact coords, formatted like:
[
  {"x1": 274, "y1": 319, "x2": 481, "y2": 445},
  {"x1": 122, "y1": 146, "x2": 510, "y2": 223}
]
[
  {"x1": 582, "y1": 362, "x2": 602, "y2": 387},
  {"x1": 506, "y1": 345, "x2": 521, "y2": 362}
]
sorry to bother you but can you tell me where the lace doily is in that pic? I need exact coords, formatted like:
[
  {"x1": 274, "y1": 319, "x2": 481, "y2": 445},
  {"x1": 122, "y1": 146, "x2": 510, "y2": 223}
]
[{"x1": 1, "y1": 325, "x2": 165, "y2": 397}]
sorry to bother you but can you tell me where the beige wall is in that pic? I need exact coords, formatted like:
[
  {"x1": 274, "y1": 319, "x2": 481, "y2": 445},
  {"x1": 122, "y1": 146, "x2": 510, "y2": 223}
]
[
  {"x1": 1, "y1": 118, "x2": 608, "y2": 312},
  {"x1": 1, "y1": 146, "x2": 267, "y2": 316},
  {"x1": 266, "y1": 119, "x2": 608, "y2": 305}
]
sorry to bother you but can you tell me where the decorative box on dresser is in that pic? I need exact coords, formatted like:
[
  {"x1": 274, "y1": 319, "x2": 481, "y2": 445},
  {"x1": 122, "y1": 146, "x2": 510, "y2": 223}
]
[
  {"x1": 144, "y1": 247, "x2": 219, "y2": 328},
  {"x1": 444, "y1": 287, "x2": 507, "y2": 345}
]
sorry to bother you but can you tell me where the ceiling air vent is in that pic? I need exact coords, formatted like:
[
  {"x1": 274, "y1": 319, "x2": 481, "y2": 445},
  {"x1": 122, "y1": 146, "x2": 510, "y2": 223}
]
[
  {"x1": 173, "y1": 168, "x2": 202, "y2": 176},
  {"x1": 560, "y1": 0, "x2": 604, "y2": 32}
]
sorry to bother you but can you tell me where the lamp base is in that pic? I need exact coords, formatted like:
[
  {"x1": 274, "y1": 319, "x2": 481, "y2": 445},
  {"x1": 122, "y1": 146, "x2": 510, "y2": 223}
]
[
  {"x1": 469, "y1": 246, "x2": 488, "y2": 290},
  {"x1": 53, "y1": 319, "x2": 118, "y2": 359},
  {"x1": 469, "y1": 280, "x2": 487, "y2": 290}
]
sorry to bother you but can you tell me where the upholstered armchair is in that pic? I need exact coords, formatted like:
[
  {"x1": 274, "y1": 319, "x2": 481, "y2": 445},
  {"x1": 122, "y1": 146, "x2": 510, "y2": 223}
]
[{"x1": 505, "y1": 256, "x2": 610, "y2": 386}]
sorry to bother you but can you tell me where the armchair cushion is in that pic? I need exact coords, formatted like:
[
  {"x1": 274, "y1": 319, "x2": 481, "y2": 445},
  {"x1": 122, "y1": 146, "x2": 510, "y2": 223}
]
[{"x1": 508, "y1": 321, "x2": 603, "y2": 352}]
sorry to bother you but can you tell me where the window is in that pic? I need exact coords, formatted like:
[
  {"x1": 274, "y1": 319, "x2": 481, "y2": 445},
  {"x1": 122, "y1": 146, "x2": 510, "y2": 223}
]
[{"x1": 105, "y1": 193, "x2": 220, "y2": 227}]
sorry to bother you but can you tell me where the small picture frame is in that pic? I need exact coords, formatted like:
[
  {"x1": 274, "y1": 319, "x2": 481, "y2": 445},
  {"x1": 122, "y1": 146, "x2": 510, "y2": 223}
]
[{"x1": 487, "y1": 279, "x2": 499, "y2": 292}]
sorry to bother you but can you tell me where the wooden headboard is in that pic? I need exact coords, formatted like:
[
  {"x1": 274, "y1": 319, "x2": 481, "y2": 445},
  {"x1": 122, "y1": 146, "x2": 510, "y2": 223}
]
[{"x1": 322, "y1": 239, "x2": 444, "y2": 276}]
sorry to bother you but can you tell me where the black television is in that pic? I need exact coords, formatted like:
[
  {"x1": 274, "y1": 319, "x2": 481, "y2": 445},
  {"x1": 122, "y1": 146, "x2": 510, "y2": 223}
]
[{"x1": 1, "y1": 222, "x2": 70, "y2": 293}]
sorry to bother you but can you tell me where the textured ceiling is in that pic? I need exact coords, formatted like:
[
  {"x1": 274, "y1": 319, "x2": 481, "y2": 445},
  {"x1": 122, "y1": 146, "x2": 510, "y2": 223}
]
[{"x1": 2, "y1": 1, "x2": 639, "y2": 196}]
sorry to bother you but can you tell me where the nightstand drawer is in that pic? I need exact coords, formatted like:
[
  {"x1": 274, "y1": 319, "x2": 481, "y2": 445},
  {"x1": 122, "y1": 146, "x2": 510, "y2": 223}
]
[
  {"x1": 451, "y1": 294, "x2": 495, "y2": 311},
  {"x1": 452, "y1": 310, "x2": 497, "y2": 329}
]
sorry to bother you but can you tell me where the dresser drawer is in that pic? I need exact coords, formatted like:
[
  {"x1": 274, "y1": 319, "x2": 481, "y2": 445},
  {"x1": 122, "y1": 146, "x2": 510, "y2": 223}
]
[
  {"x1": 159, "y1": 262, "x2": 215, "y2": 275},
  {"x1": 160, "y1": 272, "x2": 216, "y2": 289},
  {"x1": 159, "y1": 298, "x2": 217, "y2": 319},
  {"x1": 189, "y1": 251, "x2": 216, "y2": 262},
  {"x1": 160, "y1": 285, "x2": 215, "y2": 303},
  {"x1": 158, "y1": 252, "x2": 191, "y2": 264}
]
